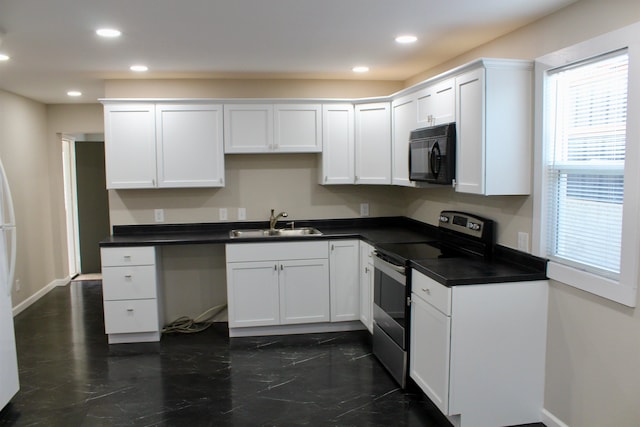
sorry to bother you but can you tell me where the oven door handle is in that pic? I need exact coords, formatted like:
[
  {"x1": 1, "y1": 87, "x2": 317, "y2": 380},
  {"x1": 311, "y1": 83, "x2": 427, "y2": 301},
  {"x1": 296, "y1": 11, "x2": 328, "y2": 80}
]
[
  {"x1": 383, "y1": 260, "x2": 406, "y2": 275},
  {"x1": 373, "y1": 252, "x2": 407, "y2": 278}
]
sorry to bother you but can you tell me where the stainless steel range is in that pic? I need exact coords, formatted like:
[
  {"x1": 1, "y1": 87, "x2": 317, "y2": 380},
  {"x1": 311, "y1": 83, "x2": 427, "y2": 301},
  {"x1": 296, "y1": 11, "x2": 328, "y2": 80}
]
[{"x1": 372, "y1": 211, "x2": 495, "y2": 388}]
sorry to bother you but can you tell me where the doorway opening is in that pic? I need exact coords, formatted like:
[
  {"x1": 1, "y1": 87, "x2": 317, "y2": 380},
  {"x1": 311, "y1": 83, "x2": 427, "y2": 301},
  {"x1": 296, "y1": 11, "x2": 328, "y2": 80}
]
[{"x1": 61, "y1": 133, "x2": 109, "y2": 279}]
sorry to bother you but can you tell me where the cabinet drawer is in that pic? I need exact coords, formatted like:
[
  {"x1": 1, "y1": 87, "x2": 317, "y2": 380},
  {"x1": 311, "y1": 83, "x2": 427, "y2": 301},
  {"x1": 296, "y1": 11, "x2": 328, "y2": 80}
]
[
  {"x1": 411, "y1": 270, "x2": 451, "y2": 316},
  {"x1": 101, "y1": 247, "x2": 156, "y2": 267},
  {"x1": 103, "y1": 299, "x2": 159, "y2": 334},
  {"x1": 226, "y1": 241, "x2": 328, "y2": 262},
  {"x1": 102, "y1": 266, "x2": 157, "y2": 301}
]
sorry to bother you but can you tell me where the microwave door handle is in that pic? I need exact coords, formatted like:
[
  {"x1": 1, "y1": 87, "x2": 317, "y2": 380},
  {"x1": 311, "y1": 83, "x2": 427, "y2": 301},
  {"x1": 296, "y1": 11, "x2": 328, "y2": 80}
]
[{"x1": 430, "y1": 142, "x2": 441, "y2": 178}]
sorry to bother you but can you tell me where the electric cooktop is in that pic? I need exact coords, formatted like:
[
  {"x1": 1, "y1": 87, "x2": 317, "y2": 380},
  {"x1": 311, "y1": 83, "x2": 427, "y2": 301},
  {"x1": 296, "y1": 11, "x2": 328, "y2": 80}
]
[{"x1": 374, "y1": 211, "x2": 496, "y2": 267}]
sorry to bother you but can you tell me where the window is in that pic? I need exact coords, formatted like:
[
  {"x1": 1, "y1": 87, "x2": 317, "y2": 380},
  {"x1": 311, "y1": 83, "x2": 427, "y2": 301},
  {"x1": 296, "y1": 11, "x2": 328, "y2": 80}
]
[
  {"x1": 534, "y1": 23, "x2": 640, "y2": 307},
  {"x1": 545, "y1": 51, "x2": 628, "y2": 279}
]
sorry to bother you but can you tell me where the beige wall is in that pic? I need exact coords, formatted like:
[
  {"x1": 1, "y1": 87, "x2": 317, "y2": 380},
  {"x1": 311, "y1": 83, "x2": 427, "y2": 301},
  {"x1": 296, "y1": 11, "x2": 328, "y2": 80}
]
[
  {"x1": 0, "y1": 90, "x2": 55, "y2": 307},
  {"x1": 104, "y1": 78, "x2": 402, "y2": 100},
  {"x1": 45, "y1": 104, "x2": 105, "y2": 280}
]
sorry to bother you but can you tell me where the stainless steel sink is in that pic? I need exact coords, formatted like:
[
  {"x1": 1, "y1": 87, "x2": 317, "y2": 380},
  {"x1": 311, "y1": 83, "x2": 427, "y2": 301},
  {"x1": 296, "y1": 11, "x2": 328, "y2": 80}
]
[
  {"x1": 273, "y1": 227, "x2": 323, "y2": 237},
  {"x1": 229, "y1": 227, "x2": 322, "y2": 238}
]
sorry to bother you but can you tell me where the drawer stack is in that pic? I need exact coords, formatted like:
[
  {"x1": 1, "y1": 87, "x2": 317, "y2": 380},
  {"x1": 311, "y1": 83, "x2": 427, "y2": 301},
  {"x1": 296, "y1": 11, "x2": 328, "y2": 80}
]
[{"x1": 100, "y1": 247, "x2": 162, "y2": 344}]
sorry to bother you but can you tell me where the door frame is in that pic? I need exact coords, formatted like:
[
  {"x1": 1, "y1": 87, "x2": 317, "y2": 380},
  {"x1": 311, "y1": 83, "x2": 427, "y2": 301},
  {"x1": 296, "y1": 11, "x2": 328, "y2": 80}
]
[{"x1": 61, "y1": 135, "x2": 81, "y2": 278}]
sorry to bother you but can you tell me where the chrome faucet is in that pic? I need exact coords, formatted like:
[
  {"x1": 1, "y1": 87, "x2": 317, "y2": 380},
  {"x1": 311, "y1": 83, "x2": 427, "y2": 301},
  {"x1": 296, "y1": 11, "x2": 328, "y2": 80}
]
[{"x1": 269, "y1": 209, "x2": 288, "y2": 230}]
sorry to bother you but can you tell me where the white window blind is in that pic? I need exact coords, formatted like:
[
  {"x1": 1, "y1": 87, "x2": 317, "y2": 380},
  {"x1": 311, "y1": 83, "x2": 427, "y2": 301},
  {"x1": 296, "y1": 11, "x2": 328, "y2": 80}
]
[{"x1": 545, "y1": 50, "x2": 628, "y2": 279}]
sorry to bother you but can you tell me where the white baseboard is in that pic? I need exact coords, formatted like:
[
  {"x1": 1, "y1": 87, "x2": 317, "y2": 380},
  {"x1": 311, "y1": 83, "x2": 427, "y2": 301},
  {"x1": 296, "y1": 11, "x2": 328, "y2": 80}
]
[
  {"x1": 542, "y1": 409, "x2": 570, "y2": 427},
  {"x1": 12, "y1": 277, "x2": 70, "y2": 316}
]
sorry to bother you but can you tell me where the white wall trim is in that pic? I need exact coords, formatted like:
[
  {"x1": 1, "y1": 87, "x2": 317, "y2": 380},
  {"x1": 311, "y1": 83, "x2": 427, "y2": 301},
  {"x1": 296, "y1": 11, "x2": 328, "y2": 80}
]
[
  {"x1": 12, "y1": 277, "x2": 71, "y2": 316},
  {"x1": 542, "y1": 408, "x2": 570, "y2": 427}
]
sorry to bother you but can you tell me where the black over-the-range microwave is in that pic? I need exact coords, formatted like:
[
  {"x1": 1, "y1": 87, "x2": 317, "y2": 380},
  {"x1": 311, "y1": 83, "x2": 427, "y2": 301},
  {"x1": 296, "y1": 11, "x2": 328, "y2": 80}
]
[{"x1": 408, "y1": 122, "x2": 456, "y2": 185}]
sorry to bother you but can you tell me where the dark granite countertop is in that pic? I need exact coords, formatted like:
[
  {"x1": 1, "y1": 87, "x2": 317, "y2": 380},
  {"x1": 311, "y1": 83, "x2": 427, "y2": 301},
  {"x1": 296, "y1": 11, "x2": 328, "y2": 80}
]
[
  {"x1": 100, "y1": 216, "x2": 547, "y2": 286},
  {"x1": 99, "y1": 217, "x2": 439, "y2": 247},
  {"x1": 410, "y1": 245, "x2": 548, "y2": 286}
]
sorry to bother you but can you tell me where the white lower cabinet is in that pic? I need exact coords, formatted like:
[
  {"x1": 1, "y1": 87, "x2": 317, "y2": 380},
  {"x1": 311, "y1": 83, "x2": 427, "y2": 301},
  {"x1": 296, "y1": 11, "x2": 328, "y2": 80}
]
[
  {"x1": 100, "y1": 246, "x2": 163, "y2": 344},
  {"x1": 359, "y1": 241, "x2": 374, "y2": 333},
  {"x1": 225, "y1": 260, "x2": 280, "y2": 327},
  {"x1": 225, "y1": 242, "x2": 329, "y2": 329},
  {"x1": 409, "y1": 270, "x2": 548, "y2": 427},
  {"x1": 329, "y1": 240, "x2": 360, "y2": 322}
]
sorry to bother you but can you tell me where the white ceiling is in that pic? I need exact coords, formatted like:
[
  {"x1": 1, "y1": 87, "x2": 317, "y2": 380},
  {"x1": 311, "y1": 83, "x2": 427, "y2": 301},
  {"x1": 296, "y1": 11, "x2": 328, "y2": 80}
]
[{"x1": 0, "y1": 0, "x2": 577, "y2": 104}]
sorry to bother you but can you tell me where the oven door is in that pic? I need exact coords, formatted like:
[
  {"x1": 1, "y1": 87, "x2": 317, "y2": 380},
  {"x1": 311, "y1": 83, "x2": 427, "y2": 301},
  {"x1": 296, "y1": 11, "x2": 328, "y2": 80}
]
[
  {"x1": 373, "y1": 255, "x2": 409, "y2": 388},
  {"x1": 373, "y1": 256, "x2": 407, "y2": 349}
]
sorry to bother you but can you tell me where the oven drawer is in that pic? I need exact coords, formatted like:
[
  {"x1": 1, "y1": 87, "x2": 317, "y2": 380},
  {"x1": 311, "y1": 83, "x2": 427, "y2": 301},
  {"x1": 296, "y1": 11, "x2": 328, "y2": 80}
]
[{"x1": 411, "y1": 270, "x2": 451, "y2": 316}]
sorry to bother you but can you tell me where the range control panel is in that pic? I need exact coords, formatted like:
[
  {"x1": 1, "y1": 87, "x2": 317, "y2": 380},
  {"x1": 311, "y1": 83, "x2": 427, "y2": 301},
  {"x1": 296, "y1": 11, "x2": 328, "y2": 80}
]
[{"x1": 438, "y1": 211, "x2": 493, "y2": 240}]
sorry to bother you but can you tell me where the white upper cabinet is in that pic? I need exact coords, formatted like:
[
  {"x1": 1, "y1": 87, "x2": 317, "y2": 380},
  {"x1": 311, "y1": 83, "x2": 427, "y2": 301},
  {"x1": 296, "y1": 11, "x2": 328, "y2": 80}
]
[
  {"x1": 103, "y1": 102, "x2": 225, "y2": 189},
  {"x1": 223, "y1": 104, "x2": 274, "y2": 153},
  {"x1": 224, "y1": 103, "x2": 322, "y2": 153},
  {"x1": 274, "y1": 104, "x2": 322, "y2": 152},
  {"x1": 455, "y1": 60, "x2": 532, "y2": 195},
  {"x1": 320, "y1": 104, "x2": 355, "y2": 185},
  {"x1": 416, "y1": 78, "x2": 456, "y2": 128},
  {"x1": 391, "y1": 94, "x2": 418, "y2": 187},
  {"x1": 104, "y1": 103, "x2": 157, "y2": 189},
  {"x1": 156, "y1": 104, "x2": 224, "y2": 188},
  {"x1": 355, "y1": 102, "x2": 392, "y2": 185}
]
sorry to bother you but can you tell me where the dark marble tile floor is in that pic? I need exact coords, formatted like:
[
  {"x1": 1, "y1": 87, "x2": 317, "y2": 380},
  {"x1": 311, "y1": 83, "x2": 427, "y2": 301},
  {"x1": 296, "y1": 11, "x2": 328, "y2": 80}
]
[{"x1": 0, "y1": 281, "x2": 545, "y2": 427}]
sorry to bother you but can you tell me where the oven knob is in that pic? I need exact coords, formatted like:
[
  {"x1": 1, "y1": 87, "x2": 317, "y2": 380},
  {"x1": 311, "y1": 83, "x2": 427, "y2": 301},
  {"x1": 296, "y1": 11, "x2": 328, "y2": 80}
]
[
  {"x1": 439, "y1": 215, "x2": 449, "y2": 223},
  {"x1": 468, "y1": 222, "x2": 481, "y2": 231}
]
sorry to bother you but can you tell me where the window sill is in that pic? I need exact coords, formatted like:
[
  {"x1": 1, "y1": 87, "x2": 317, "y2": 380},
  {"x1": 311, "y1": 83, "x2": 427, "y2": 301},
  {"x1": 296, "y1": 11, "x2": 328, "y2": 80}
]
[{"x1": 547, "y1": 261, "x2": 636, "y2": 307}]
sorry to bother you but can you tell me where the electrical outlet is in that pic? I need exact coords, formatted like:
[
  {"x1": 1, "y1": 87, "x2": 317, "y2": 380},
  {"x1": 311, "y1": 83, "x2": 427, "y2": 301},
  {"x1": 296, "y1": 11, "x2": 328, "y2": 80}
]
[
  {"x1": 238, "y1": 208, "x2": 246, "y2": 221},
  {"x1": 360, "y1": 203, "x2": 369, "y2": 217},
  {"x1": 518, "y1": 232, "x2": 529, "y2": 252},
  {"x1": 219, "y1": 208, "x2": 228, "y2": 221},
  {"x1": 15, "y1": 279, "x2": 20, "y2": 292},
  {"x1": 154, "y1": 209, "x2": 164, "y2": 223}
]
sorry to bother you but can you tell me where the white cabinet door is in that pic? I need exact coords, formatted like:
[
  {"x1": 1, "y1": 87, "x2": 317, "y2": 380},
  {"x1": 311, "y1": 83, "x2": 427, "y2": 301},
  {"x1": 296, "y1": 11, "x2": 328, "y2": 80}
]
[
  {"x1": 416, "y1": 78, "x2": 455, "y2": 128},
  {"x1": 455, "y1": 61, "x2": 532, "y2": 195},
  {"x1": 227, "y1": 261, "x2": 280, "y2": 327},
  {"x1": 329, "y1": 240, "x2": 360, "y2": 322},
  {"x1": 455, "y1": 68, "x2": 486, "y2": 195},
  {"x1": 355, "y1": 102, "x2": 391, "y2": 185},
  {"x1": 274, "y1": 104, "x2": 322, "y2": 152},
  {"x1": 320, "y1": 104, "x2": 355, "y2": 184},
  {"x1": 410, "y1": 292, "x2": 452, "y2": 415},
  {"x1": 279, "y1": 259, "x2": 330, "y2": 324},
  {"x1": 392, "y1": 94, "x2": 418, "y2": 187},
  {"x1": 104, "y1": 103, "x2": 157, "y2": 189},
  {"x1": 359, "y1": 241, "x2": 374, "y2": 333},
  {"x1": 223, "y1": 104, "x2": 274, "y2": 153},
  {"x1": 156, "y1": 104, "x2": 225, "y2": 188}
]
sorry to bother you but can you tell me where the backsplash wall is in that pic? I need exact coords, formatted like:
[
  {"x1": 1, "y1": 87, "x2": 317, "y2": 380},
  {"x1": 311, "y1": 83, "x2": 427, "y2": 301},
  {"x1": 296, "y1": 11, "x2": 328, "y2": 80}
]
[
  {"x1": 403, "y1": 187, "x2": 532, "y2": 251},
  {"x1": 108, "y1": 153, "x2": 407, "y2": 226}
]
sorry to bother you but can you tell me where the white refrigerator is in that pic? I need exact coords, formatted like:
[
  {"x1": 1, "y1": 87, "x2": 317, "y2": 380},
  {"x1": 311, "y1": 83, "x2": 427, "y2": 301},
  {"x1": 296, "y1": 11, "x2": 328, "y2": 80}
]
[{"x1": 0, "y1": 155, "x2": 19, "y2": 410}]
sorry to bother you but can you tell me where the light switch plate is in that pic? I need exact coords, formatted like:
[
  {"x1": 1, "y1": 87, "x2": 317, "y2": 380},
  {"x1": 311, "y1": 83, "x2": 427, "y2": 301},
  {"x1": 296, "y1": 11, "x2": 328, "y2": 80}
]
[
  {"x1": 360, "y1": 203, "x2": 369, "y2": 217},
  {"x1": 518, "y1": 232, "x2": 529, "y2": 252},
  {"x1": 219, "y1": 208, "x2": 228, "y2": 221},
  {"x1": 238, "y1": 208, "x2": 246, "y2": 220},
  {"x1": 154, "y1": 209, "x2": 164, "y2": 223}
]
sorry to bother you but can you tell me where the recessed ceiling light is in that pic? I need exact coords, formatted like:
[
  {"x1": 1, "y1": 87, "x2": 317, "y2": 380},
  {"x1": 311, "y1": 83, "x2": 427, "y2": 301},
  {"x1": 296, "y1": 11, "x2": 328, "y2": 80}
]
[
  {"x1": 130, "y1": 65, "x2": 149, "y2": 72},
  {"x1": 96, "y1": 28, "x2": 122, "y2": 38},
  {"x1": 0, "y1": 53, "x2": 9, "y2": 61},
  {"x1": 395, "y1": 35, "x2": 418, "y2": 44},
  {"x1": 67, "y1": 91, "x2": 82, "y2": 97},
  {"x1": 352, "y1": 66, "x2": 369, "y2": 73}
]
